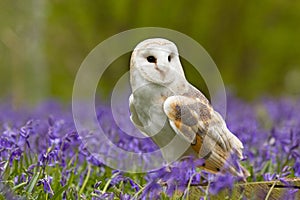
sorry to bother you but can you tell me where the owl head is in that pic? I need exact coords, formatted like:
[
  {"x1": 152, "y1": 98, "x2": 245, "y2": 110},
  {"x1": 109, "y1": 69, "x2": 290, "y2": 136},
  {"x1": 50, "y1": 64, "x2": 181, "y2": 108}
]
[{"x1": 130, "y1": 38, "x2": 185, "y2": 85}]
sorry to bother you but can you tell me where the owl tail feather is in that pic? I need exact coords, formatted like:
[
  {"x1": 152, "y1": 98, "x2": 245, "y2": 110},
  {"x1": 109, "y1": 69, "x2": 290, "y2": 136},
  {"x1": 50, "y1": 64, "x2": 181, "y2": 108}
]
[{"x1": 199, "y1": 145, "x2": 250, "y2": 180}]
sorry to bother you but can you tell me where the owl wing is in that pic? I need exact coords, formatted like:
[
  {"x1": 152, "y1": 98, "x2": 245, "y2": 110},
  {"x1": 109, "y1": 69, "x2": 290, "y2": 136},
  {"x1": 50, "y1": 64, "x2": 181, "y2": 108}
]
[
  {"x1": 129, "y1": 94, "x2": 148, "y2": 136},
  {"x1": 163, "y1": 95, "x2": 249, "y2": 177}
]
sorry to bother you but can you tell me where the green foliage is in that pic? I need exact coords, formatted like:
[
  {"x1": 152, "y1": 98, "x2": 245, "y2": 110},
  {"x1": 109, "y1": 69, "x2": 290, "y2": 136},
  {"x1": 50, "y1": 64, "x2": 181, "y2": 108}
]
[
  {"x1": 2, "y1": 150, "x2": 140, "y2": 199},
  {"x1": 0, "y1": 1, "x2": 300, "y2": 198},
  {"x1": 1, "y1": 1, "x2": 300, "y2": 100}
]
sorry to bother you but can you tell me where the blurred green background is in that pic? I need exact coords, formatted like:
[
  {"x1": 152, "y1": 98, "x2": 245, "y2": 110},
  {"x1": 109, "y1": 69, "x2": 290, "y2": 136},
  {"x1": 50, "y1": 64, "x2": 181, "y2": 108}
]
[{"x1": 1, "y1": 0, "x2": 300, "y2": 106}]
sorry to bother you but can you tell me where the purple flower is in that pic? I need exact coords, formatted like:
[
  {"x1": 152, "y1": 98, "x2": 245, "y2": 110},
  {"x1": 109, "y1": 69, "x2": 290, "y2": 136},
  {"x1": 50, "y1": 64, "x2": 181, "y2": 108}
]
[
  {"x1": 92, "y1": 192, "x2": 114, "y2": 200},
  {"x1": 209, "y1": 173, "x2": 235, "y2": 195},
  {"x1": 37, "y1": 175, "x2": 54, "y2": 195},
  {"x1": 93, "y1": 180, "x2": 102, "y2": 189},
  {"x1": 1, "y1": 94, "x2": 300, "y2": 198},
  {"x1": 38, "y1": 150, "x2": 58, "y2": 167},
  {"x1": 0, "y1": 161, "x2": 6, "y2": 172},
  {"x1": 263, "y1": 173, "x2": 277, "y2": 181},
  {"x1": 294, "y1": 159, "x2": 300, "y2": 177},
  {"x1": 120, "y1": 193, "x2": 131, "y2": 200},
  {"x1": 14, "y1": 173, "x2": 27, "y2": 185},
  {"x1": 110, "y1": 174, "x2": 124, "y2": 186},
  {"x1": 142, "y1": 157, "x2": 205, "y2": 197},
  {"x1": 9, "y1": 148, "x2": 22, "y2": 164},
  {"x1": 140, "y1": 181, "x2": 162, "y2": 200},
  {"x1": 60, "y1": 168, "x2": 76, "y2": 186},
  {"x1": 128, "y1": 178, "x2": 140, "y2": 192},
  {"x1": 281, "y1": 188, "x2": 299, "y2": 200},
  {"x1": 87, "y1": 155, "x2": 103, "y2": 166}
]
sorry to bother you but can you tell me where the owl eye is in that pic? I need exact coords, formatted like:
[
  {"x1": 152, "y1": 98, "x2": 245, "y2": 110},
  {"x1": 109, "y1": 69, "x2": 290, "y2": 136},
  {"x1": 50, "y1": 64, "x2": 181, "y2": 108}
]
[
  {"x1": 147, "y1": 56, "x2": 156, "y2": 63},
  {"x1": 168, "y1": 55, "x2": 172, "y2": 62}
]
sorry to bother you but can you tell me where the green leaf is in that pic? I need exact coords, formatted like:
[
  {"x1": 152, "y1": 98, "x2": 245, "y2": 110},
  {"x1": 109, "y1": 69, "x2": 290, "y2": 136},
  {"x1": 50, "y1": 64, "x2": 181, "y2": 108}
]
[
  {"x1": 27, "y1": 171, "x2": 40, "y2": 193},
  {"x1": 50, "y1": 184, "x2": 69, "y2": 200},
  {"x1": 2, "y1": 161, "x2": 10, "y2": 180},
  {"x1": 79, "y1": 164, "x2": 91, "y2": 195}
]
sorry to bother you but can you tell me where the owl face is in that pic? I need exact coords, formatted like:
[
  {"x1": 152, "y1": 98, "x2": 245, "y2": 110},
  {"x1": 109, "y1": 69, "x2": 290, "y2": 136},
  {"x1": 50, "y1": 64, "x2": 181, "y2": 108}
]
[{"x1": 130, "y1": 38, "x2": 185, "y2": 85}]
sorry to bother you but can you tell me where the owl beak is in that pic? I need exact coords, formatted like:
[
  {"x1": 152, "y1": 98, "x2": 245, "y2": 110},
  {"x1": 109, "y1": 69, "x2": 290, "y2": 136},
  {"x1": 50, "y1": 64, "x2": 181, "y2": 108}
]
[{"x1": 156, "y1": 62, "x2": 170, "y2": 73}]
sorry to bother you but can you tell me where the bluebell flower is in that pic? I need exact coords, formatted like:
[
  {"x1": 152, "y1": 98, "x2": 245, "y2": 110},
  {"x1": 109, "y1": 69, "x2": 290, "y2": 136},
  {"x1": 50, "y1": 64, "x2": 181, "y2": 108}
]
[
  {"x1": 140, "y1": 181, "x2": 162, "y2": 200},
  {"x1": 0, "y1": 95, "x2": 300, "y2": 198},
  {"x1": 37, "y1": 175, "x2": 54, "y2": 195},
  {"x1": 209, "y1": 172, "x2": 235, "y2": 195},
  {"x1": 92, "y1": 192, "x2": 114, "y2": 200},
  {"x1": 120, "y1": 193, "x2": 132, "y2": 200},
  {"x1": 263, "y1": 172, "x2": 277, "y2": 181}
]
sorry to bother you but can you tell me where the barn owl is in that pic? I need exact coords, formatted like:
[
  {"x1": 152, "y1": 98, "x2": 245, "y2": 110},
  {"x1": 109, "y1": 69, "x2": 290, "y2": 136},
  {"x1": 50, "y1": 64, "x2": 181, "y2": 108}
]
[{"x1": 129, "y1": 38, "x2": 249, "y2": 178}]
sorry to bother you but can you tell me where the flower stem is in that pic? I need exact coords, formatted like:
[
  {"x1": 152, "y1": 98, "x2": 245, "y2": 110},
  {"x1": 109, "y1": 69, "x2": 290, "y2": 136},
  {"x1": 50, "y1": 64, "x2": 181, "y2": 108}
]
[
  {"x1": 79, "y1": 164, "x2": 91, "y2": 195},
  {"x1": 265, "y1": 181, "x2": 277, "y2": 200},
  {"x1": 102, "y1": 171, "x2": 120, "y2": 194}
]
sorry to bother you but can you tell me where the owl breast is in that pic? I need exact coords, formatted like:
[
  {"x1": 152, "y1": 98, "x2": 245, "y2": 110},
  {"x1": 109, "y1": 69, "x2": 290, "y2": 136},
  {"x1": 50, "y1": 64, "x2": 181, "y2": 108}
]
[
  {"x1": 132, "y1": 83, "x2": 175, "y2": 143},
  {"x1": 131, "y1": 83, "x2": 197, "y2": 161}
]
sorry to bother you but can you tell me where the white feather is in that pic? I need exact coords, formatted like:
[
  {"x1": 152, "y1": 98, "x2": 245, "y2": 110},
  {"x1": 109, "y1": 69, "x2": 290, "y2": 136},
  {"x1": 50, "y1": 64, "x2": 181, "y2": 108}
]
[{"x1": 129, "y1": 38, "x2": 249, "y2": 177}]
